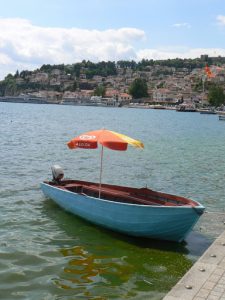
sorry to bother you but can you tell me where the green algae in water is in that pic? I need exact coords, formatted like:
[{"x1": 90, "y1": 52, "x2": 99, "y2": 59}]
[{"x1": 52, "y1": 212, "x2": 193, "y2": 299}]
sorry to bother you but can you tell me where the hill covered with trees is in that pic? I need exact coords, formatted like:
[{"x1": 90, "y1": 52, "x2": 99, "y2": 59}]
[{"x1": 0, "y1": 56, "x2": 225, "y2": 99}]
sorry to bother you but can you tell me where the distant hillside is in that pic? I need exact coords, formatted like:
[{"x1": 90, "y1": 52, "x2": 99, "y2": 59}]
[{"x1": 0, "y1": 56, "x2": 225, "y2": 97}]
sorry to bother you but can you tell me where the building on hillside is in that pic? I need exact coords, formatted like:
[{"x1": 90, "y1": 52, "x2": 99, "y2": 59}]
[
  {"x1": 152, "y1": 88, "x2": 177, "y2": 104},
  {"x1": 16, "y1": 78, "x2": 25, "y2": 84},
  {"x1": 92, "y1": 75, "x2": 104, "y2": 84},
  {"x1": 30, "y1": 72, "x2": 49, "y2": 83},
  {"x1": 118, "y1": 92, "x2": 132, "y2": 102},
  {"x1": 51, "y1": 69, "x2": 61, "y2": 76},
  {"x1": 63, "y1": 80, "x2": 75, "y2": 89},
  {"x1": 105, "y1": 88, "x2": 120, "y2": 99},
  {"x1": 49, "y1": 78, "x2": 61, "y2": 86}
]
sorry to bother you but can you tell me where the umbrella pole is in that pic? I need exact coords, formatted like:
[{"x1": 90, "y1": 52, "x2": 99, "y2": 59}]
[{"x1": 99, "y1": 145, "x2": 103, "y2": 198}]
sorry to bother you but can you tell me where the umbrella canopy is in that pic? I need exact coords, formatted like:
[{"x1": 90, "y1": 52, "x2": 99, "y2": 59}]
[
  {"x1": 67, "y1": 129, "x2": 144, "y2": 197},
  {"x1": 67, "y1": 129, "x2": 144, "y2": 151}
]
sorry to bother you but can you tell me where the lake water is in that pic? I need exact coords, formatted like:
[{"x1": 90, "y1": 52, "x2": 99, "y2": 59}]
[{"x1": 1, "y1": 102, "x2": 225, "y2": 300}]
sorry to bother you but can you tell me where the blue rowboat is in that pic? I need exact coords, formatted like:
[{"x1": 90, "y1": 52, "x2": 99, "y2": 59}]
[{"x1": 40, "y1": 167, "x2": 205, "y2": 242}]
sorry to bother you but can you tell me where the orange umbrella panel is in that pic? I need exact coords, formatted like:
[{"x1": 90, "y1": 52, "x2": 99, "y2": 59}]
[
  {"x1": 67, "y1": 134, "x2": 98, "y2": 149},
  {"x1": 67, "y1": 129, "x2": 144, "y2": 151}
]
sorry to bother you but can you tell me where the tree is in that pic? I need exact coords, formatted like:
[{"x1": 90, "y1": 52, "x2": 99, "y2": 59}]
[
  {"x1": 129, "y1": 78, "x2": 148, "y2": 99},
  {"x1": 4, "y1": 78, "x2": 17, "y2": 96},
  {"x1": 94, "y1": 85, "x2": 105, "y2": 97},
  {"x1": 208, "y1": 85, "x2": 225, "y2": 107},
  {"x1": 14, "y1": 70, "x2": 19, "y2": 78}
]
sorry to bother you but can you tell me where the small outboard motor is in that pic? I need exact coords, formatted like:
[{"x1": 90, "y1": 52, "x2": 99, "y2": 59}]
[{"x1": 51, "y1": 165, "x2": 64, "y2": 183}]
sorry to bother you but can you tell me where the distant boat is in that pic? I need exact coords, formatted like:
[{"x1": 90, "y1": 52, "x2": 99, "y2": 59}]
[
  {"x1": 41, "y1": 166, "x2": 205, "y2": 243},
  {"x1": 152, "y1": 105, "x2": 166, "y2": 109},
  {"x1": 176, "y1": 105, "x2": 197, "y2": 112},
  {"x1": 199, "y1": 108, "x2": 216, "y2": 115},
  {"x1": 219, "y1": 115, "x2": 225, "y2": 121}
]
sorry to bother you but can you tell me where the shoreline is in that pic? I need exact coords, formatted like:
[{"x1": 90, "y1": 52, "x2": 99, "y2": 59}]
[
  {"x1": 1, "y1": 97, "x2": 225, "y2": 115},
  {"x1": 163, "y1": 229, "x2": 225, "y2": 300}
]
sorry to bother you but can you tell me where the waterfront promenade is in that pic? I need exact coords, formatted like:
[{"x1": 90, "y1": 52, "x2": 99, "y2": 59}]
[{"x1": 163, "y1": 230, "x2": 225, "y2": 300}]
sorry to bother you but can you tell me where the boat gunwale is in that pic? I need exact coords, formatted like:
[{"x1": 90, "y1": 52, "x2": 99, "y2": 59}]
[{"x1": 41, "y1": 181, "x2": 204, "y2": 209}]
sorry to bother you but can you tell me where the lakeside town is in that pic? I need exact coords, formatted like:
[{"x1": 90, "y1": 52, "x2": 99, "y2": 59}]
[{"x1": 0, "y1": 54, "x2": 225, "y2": 110}]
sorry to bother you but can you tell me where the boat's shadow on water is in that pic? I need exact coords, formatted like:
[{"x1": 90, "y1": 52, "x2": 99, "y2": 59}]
[
  {"x1": 42, "y1": 197, "x2": 211, "y2": 257},
  {"x1": 109, "y1": 230, "x2": 211, "y2": 256}
]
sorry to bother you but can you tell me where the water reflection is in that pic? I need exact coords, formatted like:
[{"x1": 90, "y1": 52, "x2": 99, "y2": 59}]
[
  {"x1": 56, "y1": 242, "x2": 192, "y2": 299},
  {"x1": 43, "y1": 200, "x2": 199, "y2": 299}
]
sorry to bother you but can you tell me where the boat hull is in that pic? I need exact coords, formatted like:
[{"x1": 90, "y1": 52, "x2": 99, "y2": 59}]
[{"x1": 40, "y1": 182, "x2": 204, "y2": 242}]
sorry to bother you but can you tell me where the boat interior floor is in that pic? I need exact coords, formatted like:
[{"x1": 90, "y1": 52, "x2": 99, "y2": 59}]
[{"x1": 47, "y1": 181, "x2": 188, "y2": 207}]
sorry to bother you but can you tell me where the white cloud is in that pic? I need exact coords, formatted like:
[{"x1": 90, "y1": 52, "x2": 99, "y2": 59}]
[
  {"x1": 217, "y1": 15, "x2": 225, "y2": 26},
  {"x1": 172, "y1": 23, "x2": 191, "y2": 29},
  {"x1": 0, "y1": 17, "x2": 224, "y2": 80},
  {"x1": 0, "y1": 18, "x2": 145, "y2": 78}
]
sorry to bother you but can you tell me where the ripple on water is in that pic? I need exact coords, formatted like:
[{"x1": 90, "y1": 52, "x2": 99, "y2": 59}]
[{"x1": 1, "y1": 103, "x2": 224, "y2": 299}]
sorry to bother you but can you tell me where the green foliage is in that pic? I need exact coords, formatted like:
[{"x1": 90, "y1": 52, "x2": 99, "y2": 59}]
[
  {"x1": 117, "y1": 60, "x2": 137, "y2": 69},
  {"x1": 193, "y1": 78, "x2": 203, "y2": 92},
  {"x1": 19, "y1": 70, "x2": 33, "y2": 80},
  {"x1": 0, "y1": 75, "x2": 18, "y2": 96},
  {"x1": 117, "y1": 57, "x2": 215, "y2": 71},
  {"x1": 157, "y1": 81, "x2": 165, "y2": 88},
  {"x1": 129, "y1": 78, "x2": 148, "y2": 99},
  {"x1": 153, "y1": 69, "x2": 174, "y2": 77},
  {"x1": 84, "y1": 61, "x2": 117, "y2": 78},
  {"x1": 94, "y1": 85, "x2": 105, "y2": 97},
  {"x1": 1, "y1": 57, "x2": 225, "y2": 97},
  {"x1": 14, "y1": 70, "x2": 20, "y2": 78},
  {"x1": 40, "y1": 64, "x2": 65, "y2": 73},
  {"x1": 0, "y1": 81, "x2": 7, "y2": 96},
  {"x1": 70, "y1": 81, "x2": 77, "y2": 91},
  {"x1": 39, "y1": 61, "x2": 117, "y2": 79},
  {"x1": 208, "y1": 85, "x2": 225, "y2": 107}
]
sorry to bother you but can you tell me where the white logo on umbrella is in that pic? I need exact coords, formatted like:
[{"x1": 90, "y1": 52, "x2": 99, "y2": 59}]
[{"x1": 79, "y1": 135, "x2": 96, "y2": 140}]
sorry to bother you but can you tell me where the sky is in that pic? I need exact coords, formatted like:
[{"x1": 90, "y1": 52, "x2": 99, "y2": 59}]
[{"x1": 0, "y1": 0, "x2": 225, "y2": 79}]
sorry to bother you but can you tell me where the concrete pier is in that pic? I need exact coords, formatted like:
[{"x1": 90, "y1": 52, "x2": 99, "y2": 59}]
[{"x1": 163, "y1": 230, "x2": 225, "y2": 300}]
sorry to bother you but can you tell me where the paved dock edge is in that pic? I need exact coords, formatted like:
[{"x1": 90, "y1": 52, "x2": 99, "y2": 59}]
[{"x1": 163, "y1": 230, "x2": 225, "y2": 300}]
